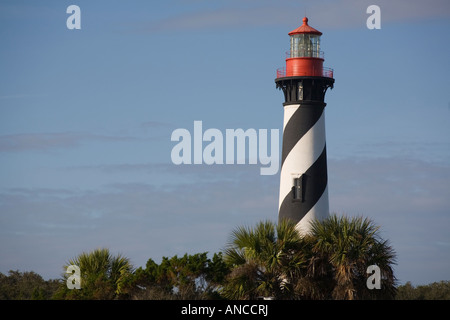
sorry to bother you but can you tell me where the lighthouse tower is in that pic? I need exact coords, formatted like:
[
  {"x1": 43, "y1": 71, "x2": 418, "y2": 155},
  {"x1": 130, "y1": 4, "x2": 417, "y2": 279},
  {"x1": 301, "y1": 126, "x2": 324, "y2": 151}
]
[{"x1": 275, "y1": 17, "x2": 334, "y2": 234}]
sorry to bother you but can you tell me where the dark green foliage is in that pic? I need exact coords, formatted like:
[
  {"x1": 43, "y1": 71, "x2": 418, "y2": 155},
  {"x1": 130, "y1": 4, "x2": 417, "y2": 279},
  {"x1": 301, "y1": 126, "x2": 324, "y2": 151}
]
[
  {"x1": 0, "y1": 270, "x2": 60, "y2": 300},
  {"x1": 396, "y1": 281, "x2": 450, "y2": 300},
  {"x1": 1, "y1": 217, "x2": 448, "y2": 300},
  {"x1": 222, "y1": 215, "x2": 398, "y2": 300},
  {"x1": 53, "y1": 248, "x2": 134, "y2": 300},
  {"x1": 307, "y1": 215, "x2": 397, "y2": 299},
  {"x1": 129, "y1": 252, "x2": 230, "y2": 299},
  {"x1": 222, "y1": 219, "x2": 307, "y2": 300}
]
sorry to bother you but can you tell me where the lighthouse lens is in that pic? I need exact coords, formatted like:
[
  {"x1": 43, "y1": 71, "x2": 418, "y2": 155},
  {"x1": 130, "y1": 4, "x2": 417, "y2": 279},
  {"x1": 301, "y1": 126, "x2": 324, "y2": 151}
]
[{"x1": 290, "y1": 34, "x2": 321, "y2": 58}]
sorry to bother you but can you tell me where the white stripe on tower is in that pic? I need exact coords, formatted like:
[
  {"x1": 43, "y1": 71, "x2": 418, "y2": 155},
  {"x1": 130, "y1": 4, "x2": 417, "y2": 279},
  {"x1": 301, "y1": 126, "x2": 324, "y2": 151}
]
[
  {"x1": 296, "y1": 185, "x2": 329, "y2": 234},
  {"x1": 278, "y1": 102, "x2": 329, "y2": 233},
  {"x1": 278, "y1": 105, "x2": 326, "y2": 210}
]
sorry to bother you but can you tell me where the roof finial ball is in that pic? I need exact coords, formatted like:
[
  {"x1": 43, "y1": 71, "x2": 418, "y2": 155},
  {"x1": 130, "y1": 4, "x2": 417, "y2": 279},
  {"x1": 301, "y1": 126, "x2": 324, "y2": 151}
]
[{"x1": 303, "y1": 16, "x2": 308, "y2": 25}]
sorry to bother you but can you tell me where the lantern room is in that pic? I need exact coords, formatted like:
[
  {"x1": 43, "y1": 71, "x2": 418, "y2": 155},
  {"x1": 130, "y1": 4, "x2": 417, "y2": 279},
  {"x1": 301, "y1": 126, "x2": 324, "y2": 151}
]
[
  {"x1": 290, "y1": 33, "x2": 321, "y2": 58},
  {"x1": 277, "y1": 17, "x2": 333, "y2": 78},
  {"x1": 289, "y1": 17, "x2": 322, "y2": 58}
]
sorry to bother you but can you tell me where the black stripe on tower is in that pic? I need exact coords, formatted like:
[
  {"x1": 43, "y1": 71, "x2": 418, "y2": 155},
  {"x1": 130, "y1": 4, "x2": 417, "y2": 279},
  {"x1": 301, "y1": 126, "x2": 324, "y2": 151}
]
[
  {"x1": 275, "y1": 76, "x2": 334, "y2": 226},
  {"x1": 281, "y1": 102, "x2": 325, "y2": 167},
  {"x1": 278, "y1": 145, "x2": 328, "y2": 224}
]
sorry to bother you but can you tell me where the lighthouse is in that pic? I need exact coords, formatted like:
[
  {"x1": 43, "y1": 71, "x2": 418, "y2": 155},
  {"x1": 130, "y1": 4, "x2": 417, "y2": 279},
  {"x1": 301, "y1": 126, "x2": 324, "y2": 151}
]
[{"x1": 275, "y1": 17, "x2": 334, "y2": 234}]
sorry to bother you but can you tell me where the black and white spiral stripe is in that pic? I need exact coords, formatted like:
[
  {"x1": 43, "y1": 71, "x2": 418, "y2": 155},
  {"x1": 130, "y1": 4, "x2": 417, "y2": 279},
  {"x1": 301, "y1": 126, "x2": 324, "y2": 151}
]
[{"x1": 278, "y1": 102, "x2": 329, "y2": 233}]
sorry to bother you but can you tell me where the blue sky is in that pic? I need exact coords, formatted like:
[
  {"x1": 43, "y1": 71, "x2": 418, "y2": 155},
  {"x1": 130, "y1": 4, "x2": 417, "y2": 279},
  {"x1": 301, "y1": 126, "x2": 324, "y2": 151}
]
[{"x1": 0, "y1": 0, "x2": 449, "y2": 286}]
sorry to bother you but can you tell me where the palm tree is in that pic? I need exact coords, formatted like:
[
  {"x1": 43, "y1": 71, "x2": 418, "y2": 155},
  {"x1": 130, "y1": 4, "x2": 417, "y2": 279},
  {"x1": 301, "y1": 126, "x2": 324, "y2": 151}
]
[
  {"x1": 308, "y1": 215, "x2": 397, "y2": 299},
  {"x1": 223, "y1": 215, "x2": 397, "y2": 300},
  {"x1": 60, "y1": 248, "x2": 134, "y2": 299},
  {"x1": 222, "y1": 219, "x2": 309, "y2": 299}
]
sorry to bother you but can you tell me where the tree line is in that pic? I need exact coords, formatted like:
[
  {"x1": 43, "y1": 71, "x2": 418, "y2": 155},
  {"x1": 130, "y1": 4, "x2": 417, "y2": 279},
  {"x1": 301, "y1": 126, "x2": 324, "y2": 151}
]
[{"x1": 1, "y1": 215, "x2": 448, "y2": 300}]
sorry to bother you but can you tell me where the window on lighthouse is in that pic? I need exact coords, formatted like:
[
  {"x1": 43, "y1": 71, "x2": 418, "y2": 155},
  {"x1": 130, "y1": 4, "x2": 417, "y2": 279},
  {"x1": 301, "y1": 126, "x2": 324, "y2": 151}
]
[
  {"x1": 290, "y1": 34, "x2": 321, "y2": 58},
  {"x1": 298, "y1": 83, "x2": 303, "y2": 100},
  {"x1": 292, "y1": 176, "x2": 304, "y2": 201}
]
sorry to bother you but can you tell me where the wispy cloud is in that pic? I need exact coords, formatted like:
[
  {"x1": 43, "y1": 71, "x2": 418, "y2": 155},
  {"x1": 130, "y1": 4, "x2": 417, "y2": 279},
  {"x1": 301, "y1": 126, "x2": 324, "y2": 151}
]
[
  {"x1": 0, "y1": 132, "x2": 138, "y2": 153},
  {"x1": 140, "y1": 121, "x2": 173, "y2": 128},
  {"x1": 134, "y1": 0, "x2": 450, "y2": 33}
]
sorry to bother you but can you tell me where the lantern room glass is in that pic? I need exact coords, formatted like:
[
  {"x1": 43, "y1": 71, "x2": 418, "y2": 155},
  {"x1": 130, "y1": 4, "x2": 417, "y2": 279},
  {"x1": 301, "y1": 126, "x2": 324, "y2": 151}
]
[{"x1": 290, "y1": 34, "x2": 321, "y2": 58}]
